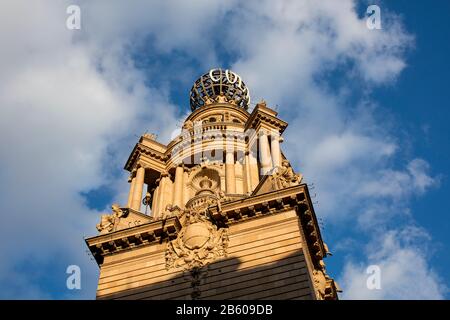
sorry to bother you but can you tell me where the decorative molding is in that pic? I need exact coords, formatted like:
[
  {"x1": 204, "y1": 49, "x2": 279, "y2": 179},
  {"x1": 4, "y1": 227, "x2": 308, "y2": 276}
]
[
  {"x1": 86, "y1": 216, "x2": 181, "y2": 265},
  {"x1": 245, "y1": 105, "x2": 288, "y2": 134},
  {"x1": 124, "y1": 143, "x2": 167, "y2": 171},
  {"x1": 209, "y1": 185, "x2": 327, "y2": 266}
]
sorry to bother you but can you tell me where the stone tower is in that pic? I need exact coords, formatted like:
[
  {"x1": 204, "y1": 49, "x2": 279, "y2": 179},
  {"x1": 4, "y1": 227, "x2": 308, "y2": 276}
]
[{"x1": 86, "y1": 69, "x2": 340, "y2": 300}]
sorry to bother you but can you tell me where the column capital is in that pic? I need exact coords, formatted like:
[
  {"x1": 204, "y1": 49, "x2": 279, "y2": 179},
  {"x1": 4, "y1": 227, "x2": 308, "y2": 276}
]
[
  {"x1": 270, "y1": 134, "x2": 283, "y2": 143},
  {"x1": 160, "y1": 170, "x2": 172, "y2": 179},
  {"x1": 175, "y1": 164, "x2": 185, "y2": 176},
  {"x1": 136, "y1": 162, "x2": 147, "y2": 170}
]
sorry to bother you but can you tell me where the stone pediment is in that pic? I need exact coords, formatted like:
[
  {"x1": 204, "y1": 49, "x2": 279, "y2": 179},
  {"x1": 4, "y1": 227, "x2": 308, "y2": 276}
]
[
  {"x1": 113, "y1": 208, "x2": 154, "y2": 232},
  {"x1": 251, "y1": 174, "x2": 275, "y2": 196}
]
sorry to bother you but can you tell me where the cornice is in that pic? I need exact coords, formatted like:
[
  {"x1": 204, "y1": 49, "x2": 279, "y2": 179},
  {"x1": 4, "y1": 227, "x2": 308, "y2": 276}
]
[
  {"x1": 85, "y1": 184, "x2": 326, "y2": 269},
  {"x1": 85, "y1": 216, "x2": 182, "y2": 266},
  {"x1": 245, "y1": 110, "x2": 288, "y2": 134},
  {"x1": 208, "y1": 184, "x2": 327, "y2": 268},
  {"x1": 185, "y1": 103, "x2": 251, "y2": 123},
  {"x1": 124, "y1": 143, "x2": 168, "y2": 171}
]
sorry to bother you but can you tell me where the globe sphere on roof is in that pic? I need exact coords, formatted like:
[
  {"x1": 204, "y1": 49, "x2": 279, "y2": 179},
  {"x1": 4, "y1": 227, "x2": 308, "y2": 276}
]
[{"x1": 189, "y1": 68, "x2": 250, "y2": 111}]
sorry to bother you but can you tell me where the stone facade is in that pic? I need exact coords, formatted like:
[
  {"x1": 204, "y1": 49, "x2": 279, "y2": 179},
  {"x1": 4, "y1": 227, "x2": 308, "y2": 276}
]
[{"x1": 86, "y1": 69, "x2": 340, "y2": 300}]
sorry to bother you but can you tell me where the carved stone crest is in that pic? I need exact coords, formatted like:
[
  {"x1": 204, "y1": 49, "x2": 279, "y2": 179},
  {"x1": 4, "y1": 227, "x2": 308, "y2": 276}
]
[{"x1": 165, "y1": 212, "x2": 228, "y2": 270}]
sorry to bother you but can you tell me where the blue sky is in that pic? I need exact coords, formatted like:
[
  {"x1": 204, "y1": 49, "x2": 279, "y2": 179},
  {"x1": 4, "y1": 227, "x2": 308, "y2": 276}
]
[
  {"x1": 0, "y1": 0, "x2": 449, "y2": 299},
  {"x1": 366, "y1": 0, "x2": 450, "y2": 291}
]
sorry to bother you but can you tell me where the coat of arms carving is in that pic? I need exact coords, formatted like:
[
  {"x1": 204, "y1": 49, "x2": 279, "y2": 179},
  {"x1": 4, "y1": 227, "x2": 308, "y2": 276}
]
[
  {"x1": 165, "y1": 210, "x2": 228, "y2": 270},
  {"x1": 165, "y1": 176, "x2": 229, "y2": 270}
]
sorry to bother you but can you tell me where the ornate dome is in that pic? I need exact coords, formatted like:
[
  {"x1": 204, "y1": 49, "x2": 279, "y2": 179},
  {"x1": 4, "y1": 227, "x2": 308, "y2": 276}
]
[{"x1": 189, "y1": 68, "x2": 250, "y2": 111}]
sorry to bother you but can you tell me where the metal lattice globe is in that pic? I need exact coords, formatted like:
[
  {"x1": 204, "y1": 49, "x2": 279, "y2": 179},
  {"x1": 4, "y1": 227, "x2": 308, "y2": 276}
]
[{"x1": 189, "y1": 68, "x2": 250, "y2": 111}]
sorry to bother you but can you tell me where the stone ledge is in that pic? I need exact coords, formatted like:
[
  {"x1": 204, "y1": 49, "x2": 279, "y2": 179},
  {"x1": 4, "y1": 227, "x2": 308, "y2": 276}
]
[
  {"x1": 209, "y1": 184, "x2": 327, "y2": 268},
  {"x1": 85, "y1": 216, "x2": 182, "y2": 265}
]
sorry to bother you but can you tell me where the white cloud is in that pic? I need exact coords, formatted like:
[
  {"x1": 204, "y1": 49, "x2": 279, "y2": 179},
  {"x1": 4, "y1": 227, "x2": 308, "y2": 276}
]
[
  {"x1": 228, "y1": 0, "x2": 413, "y2": 104},
  {"x1": 357, "y1": 158, "x2": 438, "y2": 200},
  {"x1": 340, "y1": 227, "x2": 446, "y2": 299}
]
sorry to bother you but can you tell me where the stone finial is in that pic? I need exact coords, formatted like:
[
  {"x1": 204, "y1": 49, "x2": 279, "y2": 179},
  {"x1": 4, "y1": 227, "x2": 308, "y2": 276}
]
[
  {"x1": 256, "y1": 99, "x2": 267, "y2": 108},
  {"x1": 143, "y1": 133, "x2": 157, "y2": 140}
]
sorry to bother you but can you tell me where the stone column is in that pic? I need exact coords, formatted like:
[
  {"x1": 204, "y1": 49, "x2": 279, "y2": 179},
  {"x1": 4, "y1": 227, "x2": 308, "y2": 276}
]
[
  {"x1": 235, "y1": 159, "x2": 244, "y2": 194},
  {"x1": 244, "y1": 153, "x2": 252, "y2": 194},
  {"x1": 271, "y1": 133, "x2": 281, "y2": 170},
  {"x1": 225, "y1": 150, "x2": 236, "y2": 194},
  {"x1": 127, "y1": 171, "x2": 136, "y2": 208},
  {"x1": 248, "y1": 152, "x2": 260, "y2": 191},
  {"x1": 172, "y1": 165, "x2": 184, "y2": 208},
  {"x1": 131, "y1": 166, "x2": 145, "y2": 211},
  {"x1": 159, "y1": 173, "x2": 173, "y2": 217},
  {"x1": 182, "y1": 170, "x2": 189, "y2": 208},
  {"x1": 259, "y1": 131, "x2": 272, "y2": 175},
  {"x1": 152, "y1": 183, "x2": 161, "y2": 217}
]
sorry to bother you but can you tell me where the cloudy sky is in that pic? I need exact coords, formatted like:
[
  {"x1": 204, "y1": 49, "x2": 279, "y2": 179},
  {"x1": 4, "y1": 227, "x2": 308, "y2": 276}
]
[{"x1": 0, "y1": 0, "x2": 449, "y2": 299}]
